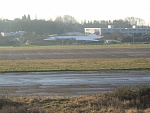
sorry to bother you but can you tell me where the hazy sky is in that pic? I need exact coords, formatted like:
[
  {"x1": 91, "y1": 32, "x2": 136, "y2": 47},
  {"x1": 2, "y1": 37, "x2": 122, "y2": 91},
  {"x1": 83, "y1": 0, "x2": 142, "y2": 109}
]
[{"x1": 0, "y1": 0, "x2": 150, "y2": 23}]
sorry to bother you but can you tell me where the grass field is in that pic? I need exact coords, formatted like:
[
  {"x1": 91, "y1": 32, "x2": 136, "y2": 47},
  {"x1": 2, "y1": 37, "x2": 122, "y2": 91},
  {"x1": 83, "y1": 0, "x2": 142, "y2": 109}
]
[
  {"x1": 0, "y1": 44, "x2": 150, "y2": 50},
  {"x1": 0, "y1": 58, "x2": 150, "y2": 72},
  {"x1": 0, "y1": 44, "x2": 150, "y2": 72}
]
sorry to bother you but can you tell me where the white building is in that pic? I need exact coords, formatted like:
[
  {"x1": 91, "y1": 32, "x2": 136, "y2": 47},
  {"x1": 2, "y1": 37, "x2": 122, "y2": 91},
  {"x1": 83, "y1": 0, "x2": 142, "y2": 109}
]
[
  {"x1": 101, "y1": 28, "x2": 150, "y2": 36},
  {"x1": 84, "y1": 27, "x2": 150, "y2": 36},
  {"x1": 1, "y1": 31, "x2": 26, "y2": 37},
  {"x1": 84, "y1": 28, "x2": 101, "y2": 35}
]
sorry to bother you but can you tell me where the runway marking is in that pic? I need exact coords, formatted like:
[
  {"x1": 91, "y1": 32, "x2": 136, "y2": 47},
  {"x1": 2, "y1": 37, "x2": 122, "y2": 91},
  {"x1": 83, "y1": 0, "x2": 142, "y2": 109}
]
[{"x1": 23, "y1": 51, "x2": 30, "y2": 60}]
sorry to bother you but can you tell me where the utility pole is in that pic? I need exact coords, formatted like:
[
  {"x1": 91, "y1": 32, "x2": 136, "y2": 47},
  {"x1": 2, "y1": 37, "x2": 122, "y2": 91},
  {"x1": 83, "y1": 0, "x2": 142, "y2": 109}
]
[{"x1": 133, "y1": 32, "x2": 134, "y2": 43}]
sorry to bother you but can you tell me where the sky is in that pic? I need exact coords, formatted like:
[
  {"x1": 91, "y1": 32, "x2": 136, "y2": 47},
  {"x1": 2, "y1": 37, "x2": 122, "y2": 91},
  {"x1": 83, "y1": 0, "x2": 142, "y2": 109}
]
[{"x1": 0, "y1": 0, "x2": 150, "y2": 24}]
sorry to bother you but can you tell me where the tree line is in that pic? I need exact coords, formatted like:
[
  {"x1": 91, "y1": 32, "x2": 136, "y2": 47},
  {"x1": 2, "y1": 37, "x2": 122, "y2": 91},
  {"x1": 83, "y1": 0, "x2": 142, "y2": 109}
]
[{"x1": 0, "y1": 15, "x2": 148, "y2": 36}]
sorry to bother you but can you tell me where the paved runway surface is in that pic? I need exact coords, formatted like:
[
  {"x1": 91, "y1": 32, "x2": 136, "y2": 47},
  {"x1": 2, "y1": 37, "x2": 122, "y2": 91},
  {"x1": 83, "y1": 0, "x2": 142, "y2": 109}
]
[
  {"x1": 0, "y1": 48, "x2": 150, "y2": 60},
  {"x1": 0, "y1": 71, "x2": 150, "y2": 97}
]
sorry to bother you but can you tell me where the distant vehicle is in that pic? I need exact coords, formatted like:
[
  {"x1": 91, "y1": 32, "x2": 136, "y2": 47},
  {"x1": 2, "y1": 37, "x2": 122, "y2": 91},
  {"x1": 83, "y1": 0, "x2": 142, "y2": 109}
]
[
  {"x1": 105, "y1": 40, "x2": 121, "y2": 44},
  {"x1": 44, "y1": 31, "x2": 104, "y2": 41},
  {"x1": 143, "y1": 42, "x2": 149, "y2": 44}
]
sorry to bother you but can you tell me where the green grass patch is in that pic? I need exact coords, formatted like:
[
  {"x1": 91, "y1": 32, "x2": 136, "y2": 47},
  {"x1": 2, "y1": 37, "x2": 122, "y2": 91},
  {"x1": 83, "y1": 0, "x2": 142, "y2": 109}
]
[
  {"x1": 0, "y1": 44, "x2": 150, "y2": 50},
  {"x1": 0, "y1": 58, "x2": 150, "y2": 72}
]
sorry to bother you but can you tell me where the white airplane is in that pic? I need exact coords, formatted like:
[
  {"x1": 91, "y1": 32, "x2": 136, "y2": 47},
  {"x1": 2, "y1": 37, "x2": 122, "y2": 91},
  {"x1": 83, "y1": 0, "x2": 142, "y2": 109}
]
[{"x1": 44, "y1": 31, "x2": 104, "y2": 41}]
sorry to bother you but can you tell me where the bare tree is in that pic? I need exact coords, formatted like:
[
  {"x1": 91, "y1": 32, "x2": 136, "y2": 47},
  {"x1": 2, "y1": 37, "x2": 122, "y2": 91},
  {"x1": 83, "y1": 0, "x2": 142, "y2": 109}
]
[{"x1": 125, "y1": 17, "x2": 145, "y2": 26}]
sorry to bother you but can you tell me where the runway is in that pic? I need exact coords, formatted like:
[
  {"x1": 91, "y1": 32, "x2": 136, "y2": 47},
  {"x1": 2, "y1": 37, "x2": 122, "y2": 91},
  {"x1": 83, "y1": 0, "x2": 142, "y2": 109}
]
[{"x1": 0, "y1": 71, "x2": 150, "y2": 97}]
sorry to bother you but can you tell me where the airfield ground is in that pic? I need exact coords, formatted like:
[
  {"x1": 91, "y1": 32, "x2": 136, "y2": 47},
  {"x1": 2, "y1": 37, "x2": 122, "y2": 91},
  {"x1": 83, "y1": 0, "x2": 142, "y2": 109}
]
[
  {"x1": 0, "y1": 46, "x2": 150, "y2": 60},
  {"x1": 0, "y1": 45, "x2": 150, "y2": 97}
]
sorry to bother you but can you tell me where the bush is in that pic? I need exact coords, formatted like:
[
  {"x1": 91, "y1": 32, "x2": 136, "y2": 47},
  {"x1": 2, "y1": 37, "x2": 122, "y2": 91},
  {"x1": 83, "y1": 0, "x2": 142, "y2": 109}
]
[{"x1": 112, "y1": 86, "x2": 150, "y2": 108}]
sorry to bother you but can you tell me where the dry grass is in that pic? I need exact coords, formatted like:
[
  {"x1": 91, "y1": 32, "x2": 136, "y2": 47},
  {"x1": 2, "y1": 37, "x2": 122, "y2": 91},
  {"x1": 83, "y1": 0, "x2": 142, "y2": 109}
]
[{"x1": 0, "y1": 86, "x2": 150, "y2": 113}]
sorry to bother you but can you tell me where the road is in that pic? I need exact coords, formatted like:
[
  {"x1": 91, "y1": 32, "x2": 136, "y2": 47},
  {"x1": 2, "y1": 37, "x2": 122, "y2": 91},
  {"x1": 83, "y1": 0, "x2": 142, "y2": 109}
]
[{"x1": 0, "y1": 71, "x2": 150, "y2": 97}]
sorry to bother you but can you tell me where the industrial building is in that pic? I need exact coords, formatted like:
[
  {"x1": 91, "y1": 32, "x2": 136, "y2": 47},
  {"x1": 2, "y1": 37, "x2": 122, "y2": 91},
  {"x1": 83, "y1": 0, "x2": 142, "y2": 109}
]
[
  {"x1": 84, "y1": 26, "x2": 150, "y2": 36},
  {"x1": 101, "y1": 28, "x2": 150, "y2": 36}
]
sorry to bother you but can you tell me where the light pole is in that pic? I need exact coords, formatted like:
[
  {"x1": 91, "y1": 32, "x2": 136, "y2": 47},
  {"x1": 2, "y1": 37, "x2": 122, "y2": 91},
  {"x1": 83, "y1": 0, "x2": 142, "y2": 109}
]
[
  {"x1": 148, "y1": 31, "x2": 149, "y2": 43},
  {"x1": 133, "y1": 32, "x2": 134, "y2": 43}
]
